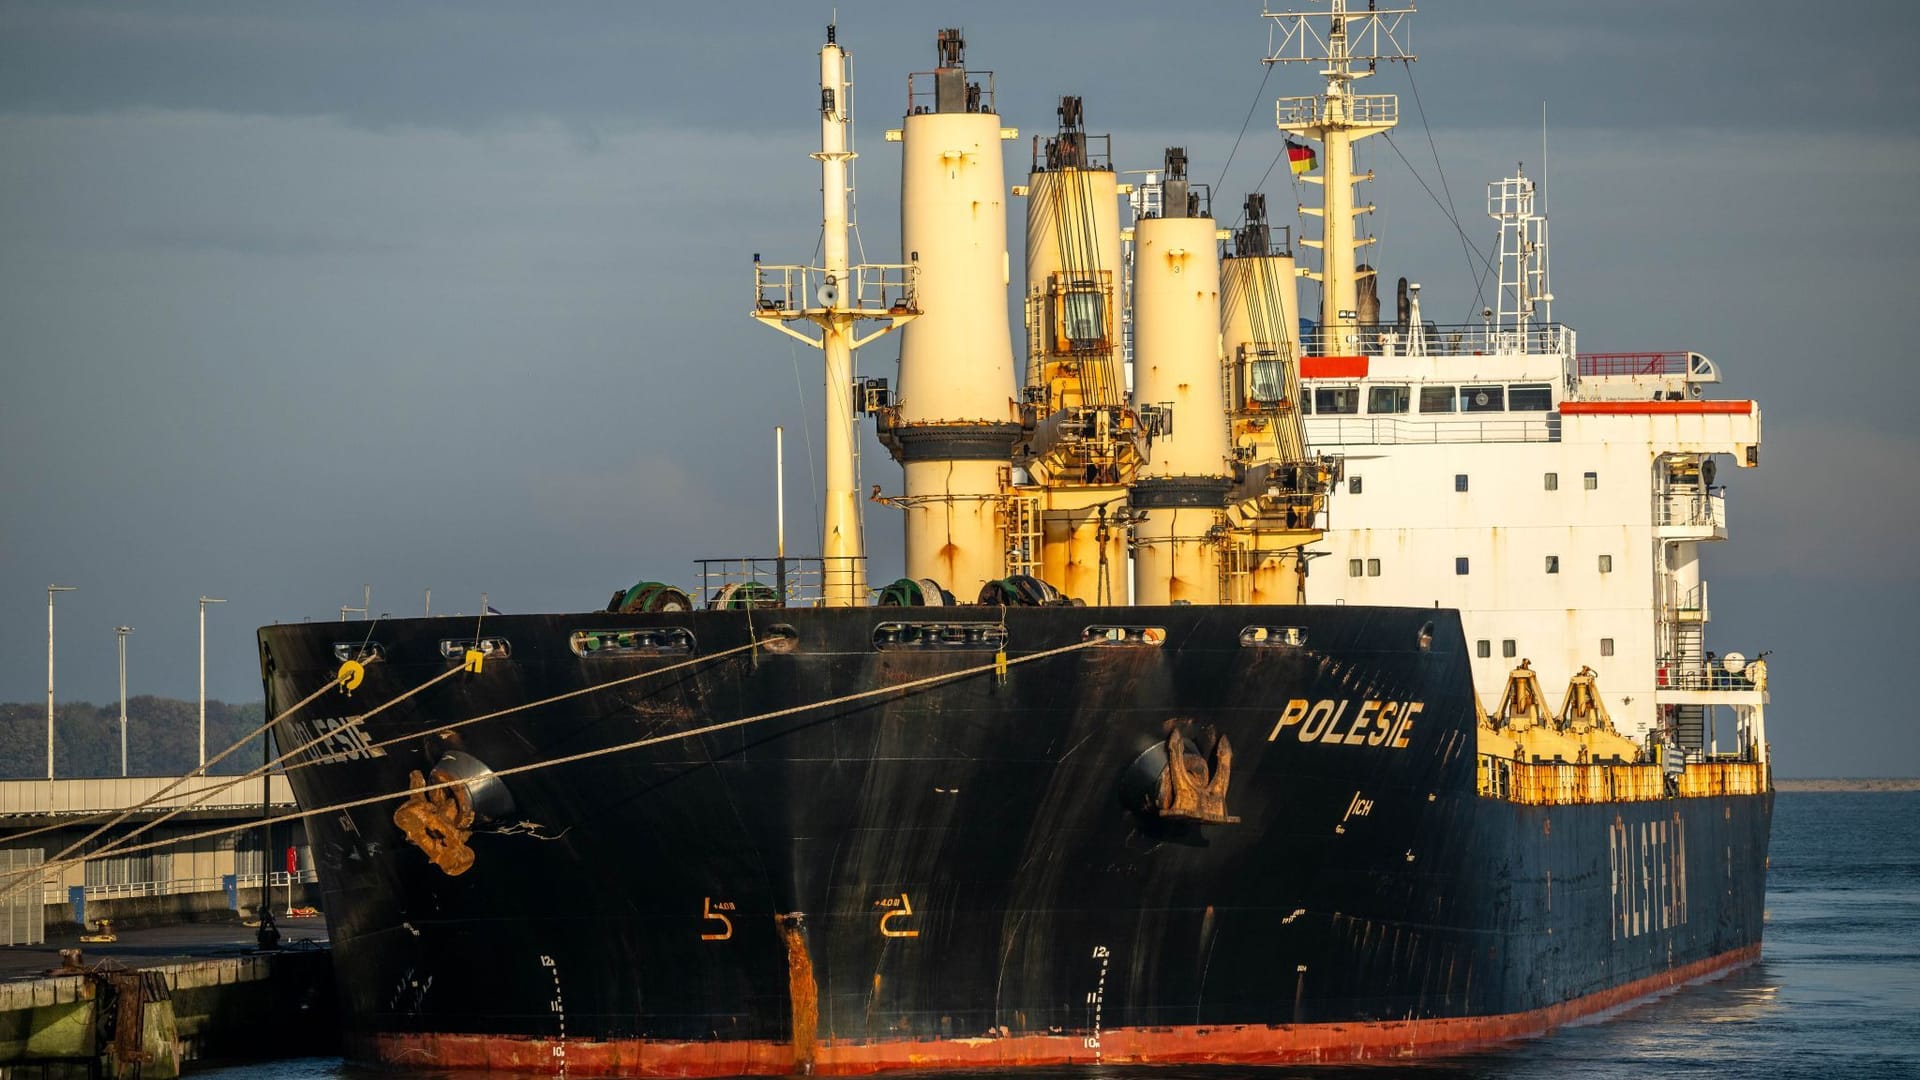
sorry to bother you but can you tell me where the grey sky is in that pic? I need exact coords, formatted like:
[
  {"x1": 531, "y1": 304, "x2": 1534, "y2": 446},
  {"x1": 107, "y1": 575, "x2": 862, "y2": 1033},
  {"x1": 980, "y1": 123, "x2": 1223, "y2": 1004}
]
[{"x1": 2, "y1": 1, "x2": 1916, "y2": 777}]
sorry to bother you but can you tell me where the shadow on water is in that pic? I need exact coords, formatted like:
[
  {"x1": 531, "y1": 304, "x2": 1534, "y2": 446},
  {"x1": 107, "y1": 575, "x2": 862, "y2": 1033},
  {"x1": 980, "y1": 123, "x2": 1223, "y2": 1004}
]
[{"x1": 191, "y1": 793, "x2": 1920, "y2": 1080}]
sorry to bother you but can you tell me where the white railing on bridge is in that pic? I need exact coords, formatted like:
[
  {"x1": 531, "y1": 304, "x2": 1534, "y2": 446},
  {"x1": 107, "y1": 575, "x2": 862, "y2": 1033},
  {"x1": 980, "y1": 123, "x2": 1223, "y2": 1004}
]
[
  {"x1": 1658, "y1": 487, "x2": 1727, "y2": 529},
  {"x1": 1306, "y1": 414, "x2": 1560, "y2": 446},
  {"x1": 0, "y1": 774, "x2": 295, "y2": 817}
]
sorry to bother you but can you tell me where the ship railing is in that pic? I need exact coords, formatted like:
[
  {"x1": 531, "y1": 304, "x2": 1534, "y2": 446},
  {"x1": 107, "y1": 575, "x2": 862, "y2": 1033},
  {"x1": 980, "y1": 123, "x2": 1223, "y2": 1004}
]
[
  {"x1": 752, "y1": 262, "x2": 919, "y2": 318},
  {"x1": 905, "y1": 69, "x2": 997, "y2": 116},
  {"x1": 1578, "y1": 351, "x2": 1693, "y2": 377},
  {"x1": 693, "y1": 556, "x2": 868, "y2": 609},
  {"x1": 1304, "y1": 414, "x2": 1559, "y2": 446},
  {"x1": 1478, "y1": 754, "x2": 1767, "y2": 804},
  {"x1": 1275, "y1": 92, "x2": 1398, "y2": 128},
  {"x1": 1656, "y1": 486, "x2": 1727, "y2": 528},
  {"x1": 1656, "y1": 655, "x2": 1766, "y2": 693},
  {"x1": 1310, "y1": 321, "x2": 1573, "y2": 359}
]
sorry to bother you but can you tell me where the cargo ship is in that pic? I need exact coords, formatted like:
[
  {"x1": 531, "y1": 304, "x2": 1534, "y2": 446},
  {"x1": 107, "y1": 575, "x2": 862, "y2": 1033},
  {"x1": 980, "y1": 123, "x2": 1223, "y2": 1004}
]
[{"x1": 258, "y1": 6, "x2": 1772, "y2": 1074}]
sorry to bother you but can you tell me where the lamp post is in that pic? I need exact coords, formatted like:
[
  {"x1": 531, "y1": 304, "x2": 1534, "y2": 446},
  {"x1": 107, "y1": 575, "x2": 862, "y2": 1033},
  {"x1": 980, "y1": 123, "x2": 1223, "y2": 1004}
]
[
  {"x1": 116, "y1": 626, "x2": 134, "y2": 777},
  {"x1": 46, "y1": 585, "x2": 77, "y2": 782},
  {"x1": 198, "y1": 596, "x2": 227, "y2": 770}
]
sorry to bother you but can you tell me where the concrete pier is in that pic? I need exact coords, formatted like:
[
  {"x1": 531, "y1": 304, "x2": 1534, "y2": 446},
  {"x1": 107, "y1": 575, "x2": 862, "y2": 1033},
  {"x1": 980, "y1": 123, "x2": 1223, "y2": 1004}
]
[{"x1": 0, "y1": 926, "x2": 333, "y2": 1077}]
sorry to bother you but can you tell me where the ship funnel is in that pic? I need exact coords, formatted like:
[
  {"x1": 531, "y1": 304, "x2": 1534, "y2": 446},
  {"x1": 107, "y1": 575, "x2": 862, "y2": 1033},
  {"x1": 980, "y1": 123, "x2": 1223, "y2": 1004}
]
[
  {"x1": 1017, "y1": 94, "x2": 1136, "y2": 604},
  {"x1": 881, "y1": 32, "x2": 1022, "y2": 600},
  {"x1": 1131, "y1": 151, "x2": 1229, "y2": 605}
]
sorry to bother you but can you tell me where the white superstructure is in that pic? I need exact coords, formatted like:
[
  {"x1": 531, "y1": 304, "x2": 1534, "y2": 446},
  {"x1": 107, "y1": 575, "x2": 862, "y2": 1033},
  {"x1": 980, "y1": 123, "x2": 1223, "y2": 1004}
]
[{"x1": 1265, "y1": 2, "x2": 1768, "y2": 758}]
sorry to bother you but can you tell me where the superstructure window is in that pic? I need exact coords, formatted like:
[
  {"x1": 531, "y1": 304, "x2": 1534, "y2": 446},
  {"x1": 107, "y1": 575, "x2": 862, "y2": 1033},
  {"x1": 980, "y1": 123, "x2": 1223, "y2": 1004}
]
[
  {"x1": 1455, "y1": 557, "x2": 1470, "y2": 575},
  {"x1": 1462, "y1": 385, "x2": 1505, "y2": 413},
  {"x1": 1300, "y1": 392, "x2": 1312, "y2": 415},
  {"x1": 1349, "y1": 476, "x2": 1363, "y2": 495},
  {"x1": 1349, "y1": 559, "x2": 1364, "y2": 578},
  {"x1": 1454, "y1": 474, "x2": 1469, "y2": 492},
  {"x1": 1049, "y1": 277, "x2": 1109, "y2": 352},
  {"x1": 1419, "y1": 386, "x2": 1456, "y2": 413},
  {"x1": 1502, "y1": 639, "x2": 1517, "y2": 659},
  {"x1": 1599, "y1": 554, "x2": 1613, "y2": 573},
  {"x1": 1314, "y1": 386, "x2": 1359, "y2": 415},
  {"x1": 1247, "y1": 350, "x2": 1287, "y2": 403},
  {"x1": 1368, "y1": 385, "x2": 1410, "y2": 414},
  {"x1": 1366, "y1": 558, "x2": 1381, "y2": 577},
  {"x1": 1584, "y1": 471, "x2": 1598, "y2": 490},
  {"x1": 1544, "y1": 472, "x2": 1559, "y2": 491},
  {"x1": 1601, "y1": 638, "x2": 1615, "y2": 657},
  {"x1": 1509, "y1": 383, "x2": 1553, "y2": 411},
  {"x1": 1545, "y1": 555, "x2": 1560, "y2": 574},
  {"x1": 1476, "y1": 640, "x2": 1491, "y2": 658}
]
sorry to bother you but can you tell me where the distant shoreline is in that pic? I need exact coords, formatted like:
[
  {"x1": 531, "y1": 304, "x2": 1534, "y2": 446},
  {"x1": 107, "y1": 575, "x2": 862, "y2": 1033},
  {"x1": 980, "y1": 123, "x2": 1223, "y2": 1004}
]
[{"x1": 1775, "y1": 778, "x2": 1920, "y2": 792}]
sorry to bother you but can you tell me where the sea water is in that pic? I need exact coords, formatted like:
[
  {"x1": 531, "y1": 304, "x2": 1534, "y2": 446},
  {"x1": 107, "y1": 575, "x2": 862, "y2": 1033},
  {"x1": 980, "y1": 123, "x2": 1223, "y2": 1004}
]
[{"x1": 200, "y1": 791, "x2": 1920, "y2": 1079}]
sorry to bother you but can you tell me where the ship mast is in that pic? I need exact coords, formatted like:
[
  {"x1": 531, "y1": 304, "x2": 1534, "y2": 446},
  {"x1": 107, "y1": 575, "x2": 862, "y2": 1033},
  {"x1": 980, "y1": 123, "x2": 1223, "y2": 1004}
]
[
  {"x1": 753, "y1": 25, "x2": 918, "y2": 607},
  {"x1": 1265, "y1": 2, "x2": 1414, "y2": 353}
]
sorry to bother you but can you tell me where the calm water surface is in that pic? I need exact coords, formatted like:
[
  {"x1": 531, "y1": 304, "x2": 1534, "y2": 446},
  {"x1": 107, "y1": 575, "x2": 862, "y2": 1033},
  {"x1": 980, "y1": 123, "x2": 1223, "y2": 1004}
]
[{"x1": 198, "y1": 791, "x2": 1920, "y2": 1079}]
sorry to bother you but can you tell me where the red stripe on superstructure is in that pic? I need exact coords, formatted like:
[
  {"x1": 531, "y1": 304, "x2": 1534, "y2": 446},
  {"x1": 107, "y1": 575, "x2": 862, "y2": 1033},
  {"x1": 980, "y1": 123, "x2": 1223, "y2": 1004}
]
[
  {"x1": 1300, "y1": 355, "x2": 1368, "y2": 379},
  {"x1": 363, "y1": 944, "x2": 1761, "y2": 1076},
  {"x1": 1559, "y1": 400, "x2": 1753, "y2": 415}
]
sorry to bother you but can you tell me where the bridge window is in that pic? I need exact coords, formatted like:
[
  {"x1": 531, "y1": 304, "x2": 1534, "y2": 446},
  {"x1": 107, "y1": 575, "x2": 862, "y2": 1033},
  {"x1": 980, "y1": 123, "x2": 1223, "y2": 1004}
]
[
  {"x1": 1502, "y1": 639, "x2": 1517, "y2": 658},
  {"x1": 1367, "y1": 385, "x2": 1410, "y2": 414},
  {"x1": 1509, "y1": 383, "x2": 1553, "y2": 411},
  {"x1": 1601, "y1": 638, "x2": 1615, "y2": 657},
  {"x1": 1476, "y1": 639, "x2": 1491, "y2": 658},
  {"x1": 1545, "y1": 555, "x2": 1560, "y2": 574},
  {"x1": 1313, "y1": 386, "x2": 1359, "y2": 414},
  {"x1": 1419, "y1": 385, "x2": 1456, "y2": 413},
  {"x1": 1544, "y1": 472, "x2": 1558, "y2": 491},
  {"x1": 1462, "y1": 385, "x2": 1505, "y2": 413}
]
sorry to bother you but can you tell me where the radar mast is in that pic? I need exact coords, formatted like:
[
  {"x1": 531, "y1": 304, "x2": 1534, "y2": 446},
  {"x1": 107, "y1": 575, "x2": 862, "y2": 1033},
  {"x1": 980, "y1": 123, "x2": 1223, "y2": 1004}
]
[
  {"x1": 752, "y1": 25, "x2": 919, "y2": 607},
  {"x1": 1264, "y1": 2, "x2": 1414, "y2": 354}
]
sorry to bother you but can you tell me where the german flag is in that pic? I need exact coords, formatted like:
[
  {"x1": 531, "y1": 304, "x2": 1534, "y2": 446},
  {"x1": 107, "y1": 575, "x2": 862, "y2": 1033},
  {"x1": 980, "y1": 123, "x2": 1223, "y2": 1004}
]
[{"x1": 1287, "y1": 139, "x2": 1317, "y2": 175}]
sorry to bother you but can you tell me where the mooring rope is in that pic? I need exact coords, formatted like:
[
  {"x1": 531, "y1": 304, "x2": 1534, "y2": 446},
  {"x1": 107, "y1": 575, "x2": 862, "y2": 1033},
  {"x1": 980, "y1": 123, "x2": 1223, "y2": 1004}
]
[
  {"x1": 60, "y1": 636, "x2": 1103, "y2": 869},
  {"x1": 12, "y1": 639, "x2": 765, "y2": 898}
]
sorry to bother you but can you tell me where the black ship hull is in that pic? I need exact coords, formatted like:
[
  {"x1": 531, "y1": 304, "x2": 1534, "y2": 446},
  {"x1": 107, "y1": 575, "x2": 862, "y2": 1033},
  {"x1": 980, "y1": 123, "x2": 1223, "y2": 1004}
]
[{"x1": 258, "y1": 604, "x2": 1770, "y2": 1074}]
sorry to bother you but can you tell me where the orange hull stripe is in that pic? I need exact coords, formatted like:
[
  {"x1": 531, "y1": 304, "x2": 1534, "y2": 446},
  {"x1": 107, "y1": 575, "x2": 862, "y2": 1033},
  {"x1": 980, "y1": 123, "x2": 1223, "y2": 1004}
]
[
  {"x1": 1300, "y1": 355, "x2": 1369, "y2": 379},
  {"x1": 1559, "y1": 400, "x2": 1754, "y2": 415},
  {"x1": 365, "y1": 944, "x2": 1760, "y2": 1076}
]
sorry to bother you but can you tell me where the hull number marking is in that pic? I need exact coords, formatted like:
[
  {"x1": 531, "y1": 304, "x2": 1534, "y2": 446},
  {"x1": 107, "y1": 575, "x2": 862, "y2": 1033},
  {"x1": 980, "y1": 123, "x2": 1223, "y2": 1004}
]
[
  {"x1": 877, "y1": 893, "x2": 919, "y2": 938},
  {"x1": 700, "y1": 897, "x2": 735, "y2": 941}
]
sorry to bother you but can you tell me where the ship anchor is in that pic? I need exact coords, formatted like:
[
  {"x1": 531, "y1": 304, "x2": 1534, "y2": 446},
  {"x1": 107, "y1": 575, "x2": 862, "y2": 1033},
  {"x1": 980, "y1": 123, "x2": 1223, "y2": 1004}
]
[
  {"x1": 392, "y1": 769, "x2": 477, "y2": 876},
  {"x1": 1155, "y1": 729, "x2": 1241, "y2": 825}
]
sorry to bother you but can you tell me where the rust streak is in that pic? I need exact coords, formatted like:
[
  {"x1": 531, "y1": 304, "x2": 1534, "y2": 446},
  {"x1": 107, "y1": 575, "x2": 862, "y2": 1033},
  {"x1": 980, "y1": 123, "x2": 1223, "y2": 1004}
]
[{"x1": 780, "y1": 913, "x2": 819, "y2": 1070}]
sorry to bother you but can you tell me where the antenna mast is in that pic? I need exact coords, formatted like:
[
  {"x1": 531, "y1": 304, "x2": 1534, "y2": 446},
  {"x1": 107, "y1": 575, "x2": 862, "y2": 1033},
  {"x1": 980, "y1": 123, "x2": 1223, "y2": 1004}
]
[
  {"x1": 1264, "y1": 2, "x2": 1414, "y2": 354},
  {"x1": 753, "y1": 24, "x2": 918, "y2": 607}
]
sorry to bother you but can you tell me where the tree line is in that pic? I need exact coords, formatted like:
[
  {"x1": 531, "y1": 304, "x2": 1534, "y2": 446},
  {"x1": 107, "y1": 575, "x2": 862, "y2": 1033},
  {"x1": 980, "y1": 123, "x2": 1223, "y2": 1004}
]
[{"x1": 0, "y1": 697, "x2": 269, "y2": 778}]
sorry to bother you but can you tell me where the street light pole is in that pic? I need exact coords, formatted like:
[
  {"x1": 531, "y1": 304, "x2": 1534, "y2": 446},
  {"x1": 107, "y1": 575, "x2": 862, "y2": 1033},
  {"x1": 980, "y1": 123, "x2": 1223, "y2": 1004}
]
[
  {"x1": 198, "y1": 596, "x2": 227, "y2": 770},
  {"x1": 46, "y1": 585, "x2": 77, "y2": 782},
  {"x1": 116, "y1": 626, "x2": 134, "y2": 777}
]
